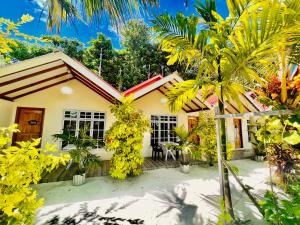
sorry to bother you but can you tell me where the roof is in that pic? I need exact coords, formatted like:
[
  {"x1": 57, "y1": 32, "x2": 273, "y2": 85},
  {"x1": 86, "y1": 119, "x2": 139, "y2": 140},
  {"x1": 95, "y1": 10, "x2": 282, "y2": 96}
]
[
  {"x1": 0, "y1": 52, "x2": 264, "y2": 113},
  {"x1": 0, "y1": 51, "x2": 121, "y2": 103},
  {"x1": 124, "y1": 75, "x2": 163, "y2": 96},
  {"x1": 203, "y1": 92, "x2": 266, "y2": 113},
  {"x1": 123, "y1": 72, "x2": 211, "y2": 112}
]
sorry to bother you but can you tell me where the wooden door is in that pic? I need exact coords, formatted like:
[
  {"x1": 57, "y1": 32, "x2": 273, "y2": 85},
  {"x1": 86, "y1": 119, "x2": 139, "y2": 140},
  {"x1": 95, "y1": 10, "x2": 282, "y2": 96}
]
[
  {"x1": 13, "y1": 107, "x2": 45, "y2": 144},
  {"x1": 188, "y1": 116, "x2": 199, "y2": 143},
  {"x1": 233, "y1": 119, "x2": 243, "y2": 148}
]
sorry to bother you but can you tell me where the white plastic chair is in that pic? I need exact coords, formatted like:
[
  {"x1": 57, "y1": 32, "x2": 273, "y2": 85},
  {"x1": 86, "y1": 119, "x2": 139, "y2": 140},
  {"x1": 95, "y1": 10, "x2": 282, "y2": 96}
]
[{"x1": 162, "y1": 144, "x2": 176, "y2": 161}]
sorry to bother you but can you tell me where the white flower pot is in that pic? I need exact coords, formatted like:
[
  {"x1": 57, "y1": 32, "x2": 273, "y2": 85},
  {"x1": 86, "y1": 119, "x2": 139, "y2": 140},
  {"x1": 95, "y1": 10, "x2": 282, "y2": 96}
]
[
  {"x1": 73, "y1": 173, "x2": 86, "y2": 186},
  {"x1": 255, "y1": 155, "x2": 265, "y2": 162},
  {"x1": 180, "y1": 164, "x2": 190, "y2": 174}
]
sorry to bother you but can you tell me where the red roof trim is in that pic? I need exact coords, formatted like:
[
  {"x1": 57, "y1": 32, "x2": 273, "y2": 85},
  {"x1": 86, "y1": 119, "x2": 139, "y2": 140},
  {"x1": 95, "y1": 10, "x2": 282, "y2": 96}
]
[{"x1": 124, "y1": 75, "x2": 163, "y2": 96}]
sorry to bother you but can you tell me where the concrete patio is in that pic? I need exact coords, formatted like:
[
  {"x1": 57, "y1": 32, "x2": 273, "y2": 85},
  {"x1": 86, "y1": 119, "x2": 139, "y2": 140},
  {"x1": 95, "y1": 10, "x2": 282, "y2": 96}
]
[{"x1": 35, "y1": 159, "x2": 271, "y2": 225}]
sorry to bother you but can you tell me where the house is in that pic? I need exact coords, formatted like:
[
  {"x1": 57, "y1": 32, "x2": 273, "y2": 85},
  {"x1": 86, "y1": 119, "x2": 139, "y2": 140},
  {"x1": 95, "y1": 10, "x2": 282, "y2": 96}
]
[{"x1": 0, "y1": 51, "x2": 262, "y2": 159}]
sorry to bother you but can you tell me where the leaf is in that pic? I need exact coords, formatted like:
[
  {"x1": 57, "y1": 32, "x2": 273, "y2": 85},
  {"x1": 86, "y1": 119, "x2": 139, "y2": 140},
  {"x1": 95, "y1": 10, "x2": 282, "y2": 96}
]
[{"x1": 283, "y1": 130, "x2": 300, "y2": 145}]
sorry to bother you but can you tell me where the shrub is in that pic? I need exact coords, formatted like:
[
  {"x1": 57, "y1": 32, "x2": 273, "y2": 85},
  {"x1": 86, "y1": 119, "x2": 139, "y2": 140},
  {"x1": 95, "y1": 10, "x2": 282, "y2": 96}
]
[
  {"x1": 194, "y1": 111, "x2": 233, "y2": 165},
  {"x1": 260, "y1": 184, "x2": 300, "y2": 225},
  {"x1": 256, "y1": 116, "x2": 300, "y2": 184},
  {"x1": 0, "y1": 125, "x2": 69, "y2": 224},
  {"x1": 195, "y1": 111, "x2": 218, "y2": 165},
  {"x1": 104, "y1": 96, "x2": 150, "y2": 179},
  {"x1": 53, "y1": 129, "x2": 101, "y2": 175}
]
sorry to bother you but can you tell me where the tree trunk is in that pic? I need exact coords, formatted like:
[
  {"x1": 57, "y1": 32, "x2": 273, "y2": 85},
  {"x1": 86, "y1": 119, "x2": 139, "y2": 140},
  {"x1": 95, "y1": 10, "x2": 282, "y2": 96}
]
[{"x1": 218, "y1": 89, "x2": 234, "y2": 219}]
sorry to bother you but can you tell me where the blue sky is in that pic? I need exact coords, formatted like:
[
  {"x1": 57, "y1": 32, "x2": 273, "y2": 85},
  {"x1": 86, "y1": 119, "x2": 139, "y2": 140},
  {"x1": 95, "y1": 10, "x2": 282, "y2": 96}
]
[{"x1": 1, "y1": 0, "x2": 229, "y2": 49}]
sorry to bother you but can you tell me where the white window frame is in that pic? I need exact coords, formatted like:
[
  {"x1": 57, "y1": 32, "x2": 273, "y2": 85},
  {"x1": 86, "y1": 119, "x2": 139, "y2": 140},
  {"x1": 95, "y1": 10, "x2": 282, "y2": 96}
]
[
  {"x1": 61, "y1": 109, "x2": 106, "y2": 149},
  {"x1": 151, "y1": 115, "x2": 178, "y2": 145}
]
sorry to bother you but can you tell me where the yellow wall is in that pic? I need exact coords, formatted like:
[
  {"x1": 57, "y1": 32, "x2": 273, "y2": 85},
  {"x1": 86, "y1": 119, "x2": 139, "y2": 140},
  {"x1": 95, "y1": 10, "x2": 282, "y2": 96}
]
[
  {"x1": 1, "y1": 81, "x2": 189, "y2": 159},
  {"x1": 133, "y1": 90, "x2": 188, "y2": 157},
  {"x1": 4, "y1": 79, "x2": 115, "y2": 159},
  {"x1": 0, "y1": 99, "x2": 14, "y2": 127}
]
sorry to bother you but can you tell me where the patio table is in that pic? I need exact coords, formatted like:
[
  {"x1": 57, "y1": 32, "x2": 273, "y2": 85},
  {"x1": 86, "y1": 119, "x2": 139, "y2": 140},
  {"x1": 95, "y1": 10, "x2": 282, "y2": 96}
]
[{"x1": 158, "y1": 142, "x2": 179, "y2": 161}]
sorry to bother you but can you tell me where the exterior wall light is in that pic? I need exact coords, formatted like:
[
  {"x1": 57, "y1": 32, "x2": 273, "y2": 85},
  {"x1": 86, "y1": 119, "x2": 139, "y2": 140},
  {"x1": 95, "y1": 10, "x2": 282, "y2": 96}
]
[{"x1": 61, "y1": 86, "x2": 73, "y2": 95}]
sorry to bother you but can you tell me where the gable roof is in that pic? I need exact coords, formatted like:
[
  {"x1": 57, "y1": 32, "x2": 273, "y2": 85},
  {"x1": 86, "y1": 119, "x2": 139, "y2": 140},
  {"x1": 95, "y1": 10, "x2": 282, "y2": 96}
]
[
  {"x1": 202, "y1": 92, "x2": 265, "y2": 113},
  {"x1": 0, "y1": 51, "x2": 121, "y2": 102},
  {"x1": 124, "y1": 72, "x2": 211, "y2": 112},
  {"x1": 125, "y1": 73, "x2": 265, "y2": 113}
]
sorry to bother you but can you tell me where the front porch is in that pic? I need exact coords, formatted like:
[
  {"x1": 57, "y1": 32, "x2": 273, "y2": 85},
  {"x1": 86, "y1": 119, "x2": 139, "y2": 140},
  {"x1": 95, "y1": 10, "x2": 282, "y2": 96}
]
[{"x1": 40, "y1": 158, "x2": 208, "y2": 183}]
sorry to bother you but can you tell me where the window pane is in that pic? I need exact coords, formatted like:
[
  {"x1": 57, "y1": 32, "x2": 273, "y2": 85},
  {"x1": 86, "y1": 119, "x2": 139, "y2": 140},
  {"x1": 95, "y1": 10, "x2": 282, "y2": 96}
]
[
  {"x1": 79, "y1": 120, "x2": 91, "y2": 136},
  {"x1": 64, "y1": 110, "x2": 77, "y2": 118},
  {"x1": 151, "y1": 115, "x2": 159, "y2": 121}
]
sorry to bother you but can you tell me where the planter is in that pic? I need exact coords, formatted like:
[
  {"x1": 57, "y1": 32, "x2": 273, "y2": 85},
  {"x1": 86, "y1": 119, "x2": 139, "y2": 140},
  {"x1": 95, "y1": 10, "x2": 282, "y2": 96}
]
[
  {"x1": 255, "y1": 155, "x2": 265, "y2": 162},
  {"x1": 180, "y1": 164, "x2": 190, "y2": 174},
  {"x1": 73, "y1": 173, "x2": 86, "y2": 186}
]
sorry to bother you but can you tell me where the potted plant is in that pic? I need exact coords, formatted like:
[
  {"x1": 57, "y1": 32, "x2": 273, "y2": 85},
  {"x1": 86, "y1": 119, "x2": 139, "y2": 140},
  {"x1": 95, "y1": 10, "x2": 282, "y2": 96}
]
[
  {"x1": 174, "y1": 126, "x2": 196, "y2": 173},
  {"x1": 250, "y1": 131, "x2": 266, "y2": 162},
  {"x1": 53, "y1": 129, "x2": 101, "y2": 186}
]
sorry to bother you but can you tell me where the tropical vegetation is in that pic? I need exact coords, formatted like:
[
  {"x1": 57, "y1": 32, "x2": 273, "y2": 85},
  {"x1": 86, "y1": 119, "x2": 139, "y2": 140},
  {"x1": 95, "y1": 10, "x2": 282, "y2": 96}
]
[
  {"x1": 104, "y1": 96, "x2": 150, "y2": 179},
  {"x1": 4, "y1": 19, "x2": 192, "y2": 91},
  {"x1": 41, "y1": 0, "x2": 159, "y2": 32},
  {"x1": 53, "y1": 129, "x2": 101, "y2": 176},
  {"x1": 152, "y1": 0, "x2": 300, "y2": 217},
  {"x1": 0, "y1": 125, "x2": 69, "y2": 224},
  {"x1": 0, "y1": 14, "x2": 48, "y2": 62}
]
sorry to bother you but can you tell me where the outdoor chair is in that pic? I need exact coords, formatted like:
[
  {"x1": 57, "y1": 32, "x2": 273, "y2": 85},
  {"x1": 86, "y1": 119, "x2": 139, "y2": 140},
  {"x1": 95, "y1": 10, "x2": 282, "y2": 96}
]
[
  {"x1": 151, "y1": 143, "x2": 164, "y2": 160},
  {"x1": 162, "y1": 144, "x2": 176, "y2": 161}
]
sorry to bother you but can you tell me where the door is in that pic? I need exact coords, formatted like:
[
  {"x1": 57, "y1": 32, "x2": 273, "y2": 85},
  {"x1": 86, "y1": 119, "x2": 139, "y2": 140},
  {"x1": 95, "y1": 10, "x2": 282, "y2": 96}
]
[
  {"x1": 188, "y1": 116, "x2": 199, "y2": 143},
  {"x1": 233, "y1": 119, "x2": 243, "y2": 149},
  {"x1": 13, "y1": 107, "x2": 45, "y2": 144}
]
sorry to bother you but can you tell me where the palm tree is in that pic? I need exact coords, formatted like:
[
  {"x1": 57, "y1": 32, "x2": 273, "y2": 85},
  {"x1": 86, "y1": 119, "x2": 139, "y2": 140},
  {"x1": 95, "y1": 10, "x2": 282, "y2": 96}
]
[
  {"x1": 41, "y1": 0, "x2": 159, "y2": 32},
  {"x1": 152, "y1": 0, "x2": 300, "y2": 218}
]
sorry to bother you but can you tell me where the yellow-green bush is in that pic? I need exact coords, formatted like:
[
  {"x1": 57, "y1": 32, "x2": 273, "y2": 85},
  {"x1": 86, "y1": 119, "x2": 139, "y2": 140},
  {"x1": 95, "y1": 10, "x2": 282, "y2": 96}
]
[
  {"x1": 0, "y1": 125, "x2": 69, "y2": 225},
  {"x1": 104, "y1": 97, "x2": 150, "y2": 179}
]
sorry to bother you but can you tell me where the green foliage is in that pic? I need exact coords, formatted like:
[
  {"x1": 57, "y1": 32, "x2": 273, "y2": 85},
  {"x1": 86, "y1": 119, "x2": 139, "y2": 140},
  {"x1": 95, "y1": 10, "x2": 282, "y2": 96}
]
[
  {"x1": 104, "y1": 96, "x2": 150, "y2": 179},
  {"x1": 257, "y1": 115, "x2": 300, "y2": 146},
  {"x1": 218, "y1": 200, "x2": 251, "y2": 225},
  {"x1": 42, "y1": 0, "x2": 159, "y2": 32},
  {"x1": 256, "y1": 115, "x2": 300, "y2": 183},
  {"x1": 6, "y1": 40, "x2": 53, "y2": 62},
  {"x1": 6, "y1": 35, "x2": 84, "y2": 63},
  {"x1": 260, "y1": 184, "x2": 300, "y2": 225},
  {"x1": 53, "y1": 129, "x2": 101, "y2": 175},
  {"x1": 82, "y1": 33, "x2": 121, "y2": 86},
  {"x1": 0, "y1": 125, "x2": 69, "y2": 224},
  {"x1": 0, "y1": 14, "x2": 48, "y2": 61},
  {"x1": 152, "y1": 0, "x2": 300, "y2": 112},
  {"x1": 193, "y1": 111, "x2": 233, "y2": 165},
  {"x1": 174, "y1": 126, "x2": 197, "y2": 164},
  {"x1": 43, "y1": 35, "x2": 85, "y2": 61},
  {"x1": 195, "y1": 111, "x2": 218, "y2": 165}
]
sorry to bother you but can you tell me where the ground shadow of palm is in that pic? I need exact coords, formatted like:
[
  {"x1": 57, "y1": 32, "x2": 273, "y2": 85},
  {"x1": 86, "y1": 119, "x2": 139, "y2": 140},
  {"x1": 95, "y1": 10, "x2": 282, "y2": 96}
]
[
  {"x1": 43, "y1": 201, "x2": 144, "y2": 225},
  {"x1": 153, "y1": 188, "x2": 204, "y2": 225}
]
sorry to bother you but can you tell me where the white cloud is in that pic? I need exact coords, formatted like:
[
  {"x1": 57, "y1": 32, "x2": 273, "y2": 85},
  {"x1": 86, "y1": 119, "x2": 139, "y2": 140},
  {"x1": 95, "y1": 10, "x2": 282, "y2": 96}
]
[
  {"x1": 31, "y1": 0, "x2": 46, "y2": 8},
  {"x1": 31, "y1": 0, "x2": 47, "y2": 23}
]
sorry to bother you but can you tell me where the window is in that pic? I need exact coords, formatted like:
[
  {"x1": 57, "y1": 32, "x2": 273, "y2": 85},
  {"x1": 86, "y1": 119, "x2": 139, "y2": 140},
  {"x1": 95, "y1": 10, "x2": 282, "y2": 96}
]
[
  {"x1": 62, "y1": 110, "x2": 105, "y2": 148},
  {"x1": 247, "y1": 120, "x2": 251, "y2": 142},
  {"x1": 151, "y1": 115, "x2": 177, "y2": 145}
]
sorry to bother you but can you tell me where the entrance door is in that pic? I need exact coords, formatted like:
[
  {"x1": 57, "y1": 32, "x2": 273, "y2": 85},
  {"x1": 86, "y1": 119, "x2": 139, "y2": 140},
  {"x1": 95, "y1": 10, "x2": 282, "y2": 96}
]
[
  {"x1": 233, "y1": 119, "x2": 243, "y2": 148},
  {"x1": 188, "y1": 116, "x2": 199, "y2": 143},
  {"x1": 13, "y1": 107, "x2": 45, "y2": 144}
]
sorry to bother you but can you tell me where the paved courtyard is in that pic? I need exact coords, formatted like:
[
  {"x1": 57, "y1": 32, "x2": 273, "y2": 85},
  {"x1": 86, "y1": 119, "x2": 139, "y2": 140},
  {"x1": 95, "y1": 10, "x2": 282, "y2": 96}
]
[{"x1": 35, "y1": 160, "x2": 271, "y2": 225}]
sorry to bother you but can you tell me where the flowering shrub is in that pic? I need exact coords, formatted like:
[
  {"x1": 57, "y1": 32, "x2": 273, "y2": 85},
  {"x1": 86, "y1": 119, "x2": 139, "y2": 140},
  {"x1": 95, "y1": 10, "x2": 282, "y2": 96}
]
[
  {"x1": 0, "y1": 125, "x2": 69, "y2": 224},
  {"x1": 104, "y1": 97, "x2": 150, "y2": 179}
]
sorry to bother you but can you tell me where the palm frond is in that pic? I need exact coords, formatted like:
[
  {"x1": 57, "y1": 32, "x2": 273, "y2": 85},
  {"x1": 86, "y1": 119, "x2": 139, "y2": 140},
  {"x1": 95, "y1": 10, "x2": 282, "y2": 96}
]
[
  {"x1": 194, "y1": 0, "x2": 217, "y2": 23},
  {"x1": 44, "y1": 0, "x2": 159, "y2": 32},
  {"x1": 166, "y1": 80, "x2": 200, "y2": 112}
]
